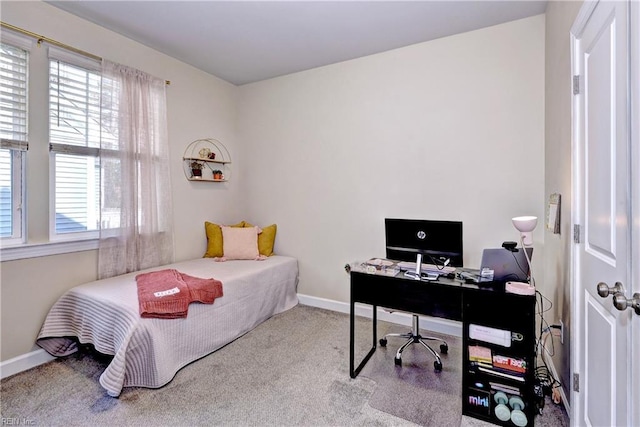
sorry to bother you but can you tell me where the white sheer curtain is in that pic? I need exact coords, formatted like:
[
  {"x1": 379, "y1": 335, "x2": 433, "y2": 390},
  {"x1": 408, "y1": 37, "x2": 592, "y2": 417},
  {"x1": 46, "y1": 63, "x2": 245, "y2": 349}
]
[{"x1": 98, "y1": 60, "x2": 174, "y2": 279}]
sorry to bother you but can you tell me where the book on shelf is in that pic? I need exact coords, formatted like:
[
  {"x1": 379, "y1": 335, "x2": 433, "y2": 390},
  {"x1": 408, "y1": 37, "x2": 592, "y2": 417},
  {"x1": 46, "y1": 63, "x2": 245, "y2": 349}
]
[
  {"x1": 490, "y1": 382, "x2": 522, "y2": 395},
  {"x1": 470, "y1": 360, "x2": 525, "y2": 378},
  {"x1": 468, "y1": 345, "x2": 492, "y2": 364},
  {"x1": 492, "y1": 354, "x2": 527, "y2": 374},
  {"x1": 476, "y1": 365, "x2": 525, "y2": 382}
]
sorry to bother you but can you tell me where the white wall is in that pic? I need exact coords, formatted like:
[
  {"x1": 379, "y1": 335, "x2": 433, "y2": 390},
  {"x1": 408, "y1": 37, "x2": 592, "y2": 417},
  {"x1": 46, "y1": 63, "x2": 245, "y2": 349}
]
[
  {"x1": 237, "y1": 15, "x2": 546, "y2": 303},
  {"x1": 0, "y1": 5, "x2": 546, "y2": 364},
  {"x1": 1, "y1": 1, "x2": 240, "y2": 361},
  {"x1": 544, "y1": 0, "x2": 583, "y2": 405}
]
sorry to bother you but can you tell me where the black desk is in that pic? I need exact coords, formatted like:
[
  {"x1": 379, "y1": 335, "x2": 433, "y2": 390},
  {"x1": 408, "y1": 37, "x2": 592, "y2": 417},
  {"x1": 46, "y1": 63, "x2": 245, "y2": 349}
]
[
  {"x1": 349, "y1": 269, "x2": 466, "y2": 378},
  {"x1": 349, "y1": 267, "x2": 537, "y2": 427}
]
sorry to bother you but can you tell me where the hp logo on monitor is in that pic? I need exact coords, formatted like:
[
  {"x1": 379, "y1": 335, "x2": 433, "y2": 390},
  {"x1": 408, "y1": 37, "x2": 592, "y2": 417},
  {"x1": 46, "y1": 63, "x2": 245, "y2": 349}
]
[{"x1": 417, "y1": 230, "x2": 427, "y2": 240}]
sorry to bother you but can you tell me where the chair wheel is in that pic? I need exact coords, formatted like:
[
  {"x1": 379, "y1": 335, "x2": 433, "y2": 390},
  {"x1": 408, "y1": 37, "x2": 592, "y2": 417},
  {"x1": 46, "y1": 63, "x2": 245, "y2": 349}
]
[
  {"x1": 440, "y1": 344, "x2": 448, "y2": 354},
  {"x1": 394, "y1": 357, "x2": 402, "y2": 366},
  {"x1": 434, "y1": 360, "x2": 443, "y2": 371},
  {"x1": 379, "y1": 338, "x2": 387, "y2": 347}
]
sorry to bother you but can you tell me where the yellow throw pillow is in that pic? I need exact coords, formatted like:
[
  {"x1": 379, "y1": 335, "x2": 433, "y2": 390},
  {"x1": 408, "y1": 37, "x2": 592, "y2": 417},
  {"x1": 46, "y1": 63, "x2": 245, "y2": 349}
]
[
  {"x1": 243, "y1": 222, "x2": 277, "y2": 256},
  {"x1": 203, "y1": 221, "x2": 246, "y2": 258}
]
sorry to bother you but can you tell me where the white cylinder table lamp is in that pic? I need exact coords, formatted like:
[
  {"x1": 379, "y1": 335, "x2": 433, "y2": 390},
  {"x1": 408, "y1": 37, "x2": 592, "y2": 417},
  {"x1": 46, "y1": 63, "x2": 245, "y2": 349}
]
[{"x1": 512, "y1": 216, "x2": 538, "y2": 246}]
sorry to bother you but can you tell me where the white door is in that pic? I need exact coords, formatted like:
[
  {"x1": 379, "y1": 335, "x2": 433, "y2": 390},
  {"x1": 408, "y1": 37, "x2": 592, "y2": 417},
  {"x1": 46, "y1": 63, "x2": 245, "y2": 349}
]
[{"x1": 571, "y1": 1, "x2": 639, "y2": 426}]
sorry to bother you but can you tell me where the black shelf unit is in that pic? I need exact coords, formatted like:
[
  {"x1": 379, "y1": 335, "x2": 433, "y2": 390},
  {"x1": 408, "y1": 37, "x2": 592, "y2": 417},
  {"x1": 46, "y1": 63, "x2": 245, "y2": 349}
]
[{"x1": 462, "y1": 288, "x2": 537, "y2": 427}]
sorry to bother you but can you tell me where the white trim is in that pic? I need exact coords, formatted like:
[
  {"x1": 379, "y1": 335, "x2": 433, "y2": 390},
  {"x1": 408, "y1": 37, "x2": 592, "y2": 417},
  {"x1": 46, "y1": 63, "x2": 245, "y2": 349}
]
[
  {"x1": 48, "y1": 45, "x2": 100, "y2": 71},
  {"x1": 630, "y1": 3, "x2": 640, "y2": 427},
  {"x1": 570, "y1": 6, "x2": 584, "y2": 423},
  {"x1": 0, "y1": 349, "x2": 54, "y2": 380},
  {"x1": 297, "y1": 293, "x2": 462, "y2": 337},
  {"x1": 0, "y1": 29, "x2": 34, "y2": 51},
  {"x1": 570, "y1": 0, "x2": 598, "y2": 36},
  {"x1": 0, "y1": 238, "x2": 98, "y2": 261}
]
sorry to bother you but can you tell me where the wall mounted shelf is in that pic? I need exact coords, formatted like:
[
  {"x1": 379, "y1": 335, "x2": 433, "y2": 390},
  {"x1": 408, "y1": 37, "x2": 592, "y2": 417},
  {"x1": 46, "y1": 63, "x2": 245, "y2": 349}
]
[{"x1": 182, "y1": 138, "x2": 231, "y2": 182}]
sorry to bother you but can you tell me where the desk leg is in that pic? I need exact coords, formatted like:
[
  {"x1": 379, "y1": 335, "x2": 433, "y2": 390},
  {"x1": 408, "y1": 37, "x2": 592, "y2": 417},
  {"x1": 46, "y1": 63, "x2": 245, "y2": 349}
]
[{"x1": 350, "y1": 303, "x2": 378, "y2": 378}]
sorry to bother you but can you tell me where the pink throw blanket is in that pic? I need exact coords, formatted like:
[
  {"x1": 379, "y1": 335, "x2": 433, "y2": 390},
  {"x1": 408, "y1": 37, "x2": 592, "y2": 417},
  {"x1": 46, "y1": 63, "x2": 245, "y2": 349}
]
[{"x1": 135, "y1": 269, "x2": 223, "y2": 319}]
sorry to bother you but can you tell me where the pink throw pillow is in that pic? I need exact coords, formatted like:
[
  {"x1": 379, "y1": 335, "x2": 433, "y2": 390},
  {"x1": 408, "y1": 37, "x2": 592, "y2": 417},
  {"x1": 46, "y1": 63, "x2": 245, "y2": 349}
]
[{"x1": 221, "y1": 226, "x2": 260, "y2": 260}]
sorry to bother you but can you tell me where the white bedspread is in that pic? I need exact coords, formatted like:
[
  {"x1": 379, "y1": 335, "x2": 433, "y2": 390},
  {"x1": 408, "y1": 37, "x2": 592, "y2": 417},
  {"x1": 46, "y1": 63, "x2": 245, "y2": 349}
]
[{"x1": 37, "y1": 256, "x2": 299, "y2": 397}]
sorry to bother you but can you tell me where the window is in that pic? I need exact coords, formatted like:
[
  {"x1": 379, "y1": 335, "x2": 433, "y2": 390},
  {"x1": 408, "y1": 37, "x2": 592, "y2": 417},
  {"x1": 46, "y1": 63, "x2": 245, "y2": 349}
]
[
  {"x1": 0, "y1": 29, "x2": 169, "y2": 261},
  {"x1": 48, "y1": 48, "x2": 106, "y2": 239},
  {"x1": 0, "y1": 40, "x2": 29, "y2": 244}
]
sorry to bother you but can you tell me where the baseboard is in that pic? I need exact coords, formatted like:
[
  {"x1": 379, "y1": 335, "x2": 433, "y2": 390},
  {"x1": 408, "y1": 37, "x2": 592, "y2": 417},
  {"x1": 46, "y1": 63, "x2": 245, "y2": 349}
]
[
  {"x1": 297, "y1": 293, "x2": 462, "y2": 337},
  {"x1": 542, "y1": 350, "x2": 570, "y2": 416},
  {"x1": 0, "y1": 348, "x2": 55, "y2": 380}
]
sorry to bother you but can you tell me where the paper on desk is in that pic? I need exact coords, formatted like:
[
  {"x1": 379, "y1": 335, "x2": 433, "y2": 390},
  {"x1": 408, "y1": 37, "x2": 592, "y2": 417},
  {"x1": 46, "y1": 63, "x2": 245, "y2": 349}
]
[{"x1": 397, "y1": 261, "x2": 455, "y2": 274}]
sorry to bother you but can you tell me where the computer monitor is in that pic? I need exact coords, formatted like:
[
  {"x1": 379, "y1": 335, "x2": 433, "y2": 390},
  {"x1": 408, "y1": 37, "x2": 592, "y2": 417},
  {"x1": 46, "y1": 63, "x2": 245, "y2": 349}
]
[{"x1": 385, "y1": 218, "x2": 463, "y2": 267}]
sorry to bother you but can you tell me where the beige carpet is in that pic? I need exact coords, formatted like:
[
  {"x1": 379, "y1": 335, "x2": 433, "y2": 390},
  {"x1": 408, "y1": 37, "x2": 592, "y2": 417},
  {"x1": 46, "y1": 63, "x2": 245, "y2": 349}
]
[{"x1": 0, "y1": 305, "x2": 568, "y2": 426}]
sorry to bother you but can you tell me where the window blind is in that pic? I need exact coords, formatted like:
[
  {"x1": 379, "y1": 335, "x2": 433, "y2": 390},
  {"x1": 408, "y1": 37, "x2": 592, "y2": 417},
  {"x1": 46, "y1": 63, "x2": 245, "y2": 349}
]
[
  {"x1": 0, "y1": 39, "x2": 28, "y2": 240},
  {"x1": 0, "y1": 42, "x2": 28, "y2": 147},
  {"x1": 49, "y1": 56, "x2": 102, "y2": 235}
]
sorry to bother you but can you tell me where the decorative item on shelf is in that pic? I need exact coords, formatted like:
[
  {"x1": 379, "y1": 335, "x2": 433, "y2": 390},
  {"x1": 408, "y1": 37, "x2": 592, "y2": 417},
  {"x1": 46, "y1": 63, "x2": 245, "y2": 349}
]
[
  {"x1": 183, "y1": 138, "x2": 232, "y2": 182},
  {"x1": 198, "y1": 147, "x2": 211, "y2": 159},
  {"x1": 190, "y1": 161, "x2": 204, "y2": 179}
]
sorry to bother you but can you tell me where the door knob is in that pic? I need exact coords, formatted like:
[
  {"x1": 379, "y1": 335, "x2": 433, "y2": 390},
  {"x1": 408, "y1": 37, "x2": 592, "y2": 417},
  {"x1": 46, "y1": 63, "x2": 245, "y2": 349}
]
[
  {"x1": 612, "y1": 292, "x2": 640, "y2": 315},
  {"x1": 597, "y1": 281, "x2": 624, "y2": 298}
]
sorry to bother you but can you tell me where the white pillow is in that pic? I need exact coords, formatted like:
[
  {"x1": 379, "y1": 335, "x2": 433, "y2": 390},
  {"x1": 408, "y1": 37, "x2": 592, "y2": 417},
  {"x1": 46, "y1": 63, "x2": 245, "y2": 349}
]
[{"x1": 221, "y1": 226, "x2": 260, "y2": 260}]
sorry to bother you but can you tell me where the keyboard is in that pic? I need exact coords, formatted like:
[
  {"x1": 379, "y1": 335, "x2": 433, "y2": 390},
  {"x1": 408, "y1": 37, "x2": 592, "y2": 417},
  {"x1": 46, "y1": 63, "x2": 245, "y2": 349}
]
[{"x1": 397, "y1": 261, "x2": 456, "y2": 275}]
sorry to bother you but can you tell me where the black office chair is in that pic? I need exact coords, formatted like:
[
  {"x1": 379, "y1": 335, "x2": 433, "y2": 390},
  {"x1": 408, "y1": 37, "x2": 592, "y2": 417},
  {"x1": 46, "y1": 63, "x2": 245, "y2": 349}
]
[
  {"x1": 379, "y1": 313, "x2": 448, "y2": 371},
  {"x1": 381, "y1": 218, "x2": 462, "y2": 372}
]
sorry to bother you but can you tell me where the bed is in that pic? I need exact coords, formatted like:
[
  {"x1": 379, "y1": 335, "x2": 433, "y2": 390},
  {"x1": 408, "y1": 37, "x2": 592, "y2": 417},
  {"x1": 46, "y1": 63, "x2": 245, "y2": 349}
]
[{"x1": 36, "y1": 255, "x2": 299, "y2": 397}]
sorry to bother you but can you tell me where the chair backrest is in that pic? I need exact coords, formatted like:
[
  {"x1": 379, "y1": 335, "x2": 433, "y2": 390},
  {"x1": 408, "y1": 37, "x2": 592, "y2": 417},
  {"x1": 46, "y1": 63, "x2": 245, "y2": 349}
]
[{"x1": 385, "y1": 218, "x2": 463, "y2": 267}]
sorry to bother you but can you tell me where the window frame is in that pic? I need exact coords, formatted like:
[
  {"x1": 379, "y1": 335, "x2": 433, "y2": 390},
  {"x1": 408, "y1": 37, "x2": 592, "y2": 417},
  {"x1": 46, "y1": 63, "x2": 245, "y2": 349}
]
[
  {"x1": 0, "y1": 33, "x2": 166, "y2": 261},
  {"x1": 47, "y1": 46, "x2": 103, "y2": 243},
  {"x1": 0, "y1": 33, "x2": 31, "y2": 247},
  {"x1": 48, "y1": 146, "x2": 101, "y2": 242},
  {"x1": 0, "y1": 142, "x2": 26, "y2": 245}
]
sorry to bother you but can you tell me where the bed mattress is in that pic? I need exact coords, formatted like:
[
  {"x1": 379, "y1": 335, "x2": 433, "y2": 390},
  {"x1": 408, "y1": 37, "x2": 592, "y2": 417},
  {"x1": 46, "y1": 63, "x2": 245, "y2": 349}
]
[{"x1": 37, "y1": 256, "x2": 299, "y2": 396}]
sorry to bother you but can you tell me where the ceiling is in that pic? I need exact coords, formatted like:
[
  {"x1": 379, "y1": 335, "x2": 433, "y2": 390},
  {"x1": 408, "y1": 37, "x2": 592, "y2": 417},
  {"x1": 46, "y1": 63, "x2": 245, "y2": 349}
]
[{"x1": 46, "y1": 1, "x2": 548, "y2": 86}]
